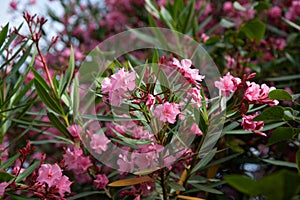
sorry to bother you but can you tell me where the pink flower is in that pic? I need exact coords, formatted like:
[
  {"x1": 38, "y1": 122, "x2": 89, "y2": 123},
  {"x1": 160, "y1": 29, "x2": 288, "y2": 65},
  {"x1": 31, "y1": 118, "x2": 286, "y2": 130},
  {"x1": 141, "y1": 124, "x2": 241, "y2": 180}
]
[
  {"x1": 67, "y1": 124, "x2": 82, "y2": 138},
  {"x1": 146, "y1": 94, "x2": 155, "y2": 109},
  {"x1": 269, "y1": 6, "x2": 282, "y2": 18},
  {"x1": 28, "y1": 0, "x2": 36, "y2": 4},
  {"x1": 201, "y1": 33, "x2": 209, "y2": 43},
  {"x1": 154, "y1": 102, "x2": 181, "y2": 124},
  {"x1": 272, "y1": 38, "x2": 286, "y2": 51},
  {"x1": 74, "y1": 173, "x2": 92, "y2": 184},
  {"x1": 90, "y1": 134, "x2": 110, "y2": 154},
  {"x1": 37, "y1": 164, "x2": 63, "y2": 188},
  {"x1": 172, "y1": 58, "x2": 205, "y2": 85},
  {"x1": 37, "y1": 163, "x2": 72, "y2": 197},
  {"x1": 242, "y1": 113, "x2": 265, "y2": 136},
  {"x1": 117, "y1": 153, "x2": 134, "y2": 173},
  {"x1": 186, "y1": 87, "x2": 202, "y2": 108},
  {"x1": 215, "y1": 72, "x2": 241, "y2": 97},
  {"x1": 190, "y1": 123, "x2": 203, "y2": 136},
  {"x1": 93, "y1": 174, "x2": 109, "y2": 189},
  {"x1": 225, "y1": 55, "x2": 236, "y2": 69},
  {"x1": 223, "y1": 1, "x2": 233, "y2": 12},
  {"x1": 63, "y1": 146, "x2": 92, "y2": 173},
  {"x1": 0, "y1": 182, "x2": 9, "y2": 196},
  {"x1": 285, "y1": 1, "x2": 300, "y2": 21},
  {"x1": 132, "y1": 181, "x2": 155, "y2": 196},
  {"x1": 101, "y1": 69, "x2": 136, "y2": 106},
  {"x1": 56, "y1": 175, "x2": 72, "y2": 197},
  {"x1": 132, "y1": 126, "x2": 153, "y2": 140},
  {"x1": 244, "y1": 82, "x2": 279, "y2": 106},
  {"x1": 113, "y1": 68, "x2": 136, "y2": 91},
  {"x1": 9, "y1": 1, "x2": 18, "y2": 10}
]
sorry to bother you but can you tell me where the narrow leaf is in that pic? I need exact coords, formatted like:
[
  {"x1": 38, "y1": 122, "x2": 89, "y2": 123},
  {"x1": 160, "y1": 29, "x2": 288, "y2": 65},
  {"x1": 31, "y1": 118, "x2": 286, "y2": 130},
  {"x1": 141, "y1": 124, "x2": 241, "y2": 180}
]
[
  {"x1": 34, "y1": 79, "x2": 63, "y2": 114},
  {"x1": 16, "y1": 161, "x2": 40, "y2": 183},
  {"x1": 233, "y1": 1, "x2": 247, "y2": 11},
  {"x1": 176, "y1": 195, "x2": 204, "y2": 200},
  {"x1": 191, "y1": 148, "x2": 217, "y2": 174},
  {"x1": 60, "y1": 46, "x2": 75, "y2": 96},
  {"x1": 261, "y1": 159, "x2": 297, "y2": 168},
  {"x1": 0, "y1": 23, "x2": 9, "y2": 49},
  {"x1": 67, "y1": 191, "x2": 106, "y2": 200},
  {"x1": 47, "y1": 112, "x2": 70, "y2": 138},
  {"x1": 0, "y1": 153, "x2": 20, "y2": 169},
  {"x1": 296, "y1": 148, "x2": 300, "y2": 174},
  {"x1": 108, "y1": 177, "x2": 153, "y2": 187}
]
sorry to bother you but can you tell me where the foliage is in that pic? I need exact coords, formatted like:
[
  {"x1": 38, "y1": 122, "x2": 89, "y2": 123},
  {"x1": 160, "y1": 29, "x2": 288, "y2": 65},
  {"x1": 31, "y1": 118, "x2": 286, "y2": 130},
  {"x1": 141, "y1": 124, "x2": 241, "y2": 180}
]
[{"x1": 0, "y1": 0, "x2": 299, "y2": 199}]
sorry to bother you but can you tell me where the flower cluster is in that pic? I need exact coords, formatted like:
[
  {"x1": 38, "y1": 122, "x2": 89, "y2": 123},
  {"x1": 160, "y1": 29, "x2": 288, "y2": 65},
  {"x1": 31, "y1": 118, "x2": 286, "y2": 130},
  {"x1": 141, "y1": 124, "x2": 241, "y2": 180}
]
[
  {"x1": 37, "y1": 163, "x2": 72, "y2": 197},
  {"x1": 101, "y1": 68, "x2": 136, "y2": 106},
  {"x1": 215, "y1": 72, "x2": 278, "y2": 136}
]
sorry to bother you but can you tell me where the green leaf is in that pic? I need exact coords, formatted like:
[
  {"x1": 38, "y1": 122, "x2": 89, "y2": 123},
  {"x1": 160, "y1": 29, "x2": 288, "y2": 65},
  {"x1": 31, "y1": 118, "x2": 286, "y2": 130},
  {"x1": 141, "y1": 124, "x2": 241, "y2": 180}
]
[
  {"x1": 82, "y1": 114, "x2": 141, "y2": 122},
  {"x1": 268, "y1": 127, "x2": 297, "y2": 146},
  {"x1": 222, "y1": 122, "x2": 286, "y2": 135},
  {"x1": 240, "y1": 18, "x2": 266, "y2": 42},
  {"x1": 181, "y1": 0, "x2": 195, "y2": 33},
  {"x1": 226, "y1": 170, "x2": 300, "y2": 199},
  {"x1": 9, "y1": 194, "x2": 39, "y2": 200},
  {"x1": 0, "y1": 171, "x2": 15, "y2": 182},
  {"x1": 219, "y1": 18, "x2": 235, "y2": 28},
  {"x1": 0, "y1": 153, "x2": 20, "y2": 169},
  {"x1": 47, "y1": 112, "x2": 70, "y2": 138},
  {"x1": 191, "y1": 148, "x2": 217, "y2": 174},
  {"x1": 233, "y1": 1, "x2": 247, "y2": 11},
  {"x1": 282, "y1": 17, "x2": 300, "y2": 31},
  {"x1": 254, "y1": 2, "x2": 270, "y2": 12},
  {"x1": 60, "y1": 46, "x2": 75, "y2": 96},
  {"x1": 1, "y1": 44, "x2": 33, "y2": 86},
  {"x1": 268, "y1": 89, "x2": 293, "y2": 101},
  {"x1": 224, "y1": 175, "x2": 259, "y2": 195},
  {"x1": 71, "y1": 76, "x2": 79, "y2": 120},
  {"x1": 253, "y1": 106, "x2": 285, "y2": 122},
  {"x1": 67, "y1": 191, "x2": 106, "y2": 200},
  {"x1": 205, "y1": 153, "x2": 241, "y2": 169},
  {"x1": 145, "y1": 0, "x2": 160, "y2": 18},
  {"x1": 0, "y1": 23, "x2": 22, "y2": 56},
  {"x1": 257, "y1": 170, "x2": 300, "y2": 200},
  {"x1": 0, "y1": 23, "x2": 9, "y2": 49},
  {"x1": 34, "y1": 79, "x2": 63, "y2": 115},
  {"x1": 192, "y1": 184, "x2": 223, "y2": 194},
  {"x1": 296, "y1": 148, "x2": 300, "y2": 174},
  {"x1": 16, "y1": 160, "x2": 40, "y2": 183},
  {"x1": 169, "y1": 181, "x2": 185, "y2": 191},
  {"x1": 266, "y1": 74, "x2": 300, "y2": 82},
  {"x1": 160, "y1": 7, "x2": 174, "y2": 29},
  {"x1": 261, "y1": 159, "x2": 297, "y2": 168},
  {"x1": 31, "y1": 68, "x2": 50, "y2": 91}
]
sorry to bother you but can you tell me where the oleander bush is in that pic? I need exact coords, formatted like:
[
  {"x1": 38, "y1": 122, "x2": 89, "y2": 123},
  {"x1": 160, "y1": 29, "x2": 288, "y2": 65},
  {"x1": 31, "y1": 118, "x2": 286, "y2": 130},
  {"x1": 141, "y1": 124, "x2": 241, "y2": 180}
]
[{"x1": 0, "y1": 0, "x2": 299, "y2": 199}]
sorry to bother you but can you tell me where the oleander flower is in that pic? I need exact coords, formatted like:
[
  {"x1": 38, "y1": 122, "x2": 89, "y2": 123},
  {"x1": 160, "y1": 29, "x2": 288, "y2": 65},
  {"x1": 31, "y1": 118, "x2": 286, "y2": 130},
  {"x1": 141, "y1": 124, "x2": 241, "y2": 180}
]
[
  {"x1": 90, "y1": 133, "x2": 110, "y2": 154},
  {"x1": 93, "y1": 174, "x2": 109, "y2": 189},
  {"x1": 172, "y1": 58, "x2": 205, "y2": 85},
  {"x1": 215, "y1": 72, "x2": 241, "y2": 97},
  {"x1": 37, "y1": 164, "x2": 62, "y2": 188},
  {"x1": 242, "y1": 113, "x2": 265, "y2": 136},
  {"x1": 153, "y1": 102, "x2": 180, "y2": 124}
]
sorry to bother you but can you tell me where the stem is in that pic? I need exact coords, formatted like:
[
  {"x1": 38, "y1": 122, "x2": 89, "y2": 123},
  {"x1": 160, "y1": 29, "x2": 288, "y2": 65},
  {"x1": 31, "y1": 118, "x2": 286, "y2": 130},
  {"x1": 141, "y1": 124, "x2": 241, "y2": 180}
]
[
  {"x1": 36, "y1": 42, "x2": 56, "y2": 96},
  {"x1": 160, "y1": 168, "x2": 168, "y2": 200}
]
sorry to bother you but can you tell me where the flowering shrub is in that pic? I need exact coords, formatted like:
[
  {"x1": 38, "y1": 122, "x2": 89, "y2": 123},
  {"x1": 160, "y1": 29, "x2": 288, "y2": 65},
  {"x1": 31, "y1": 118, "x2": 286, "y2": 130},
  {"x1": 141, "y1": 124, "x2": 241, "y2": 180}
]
[{"x1": 0, "y1": 0, "x2": 300, "y2": 199}]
